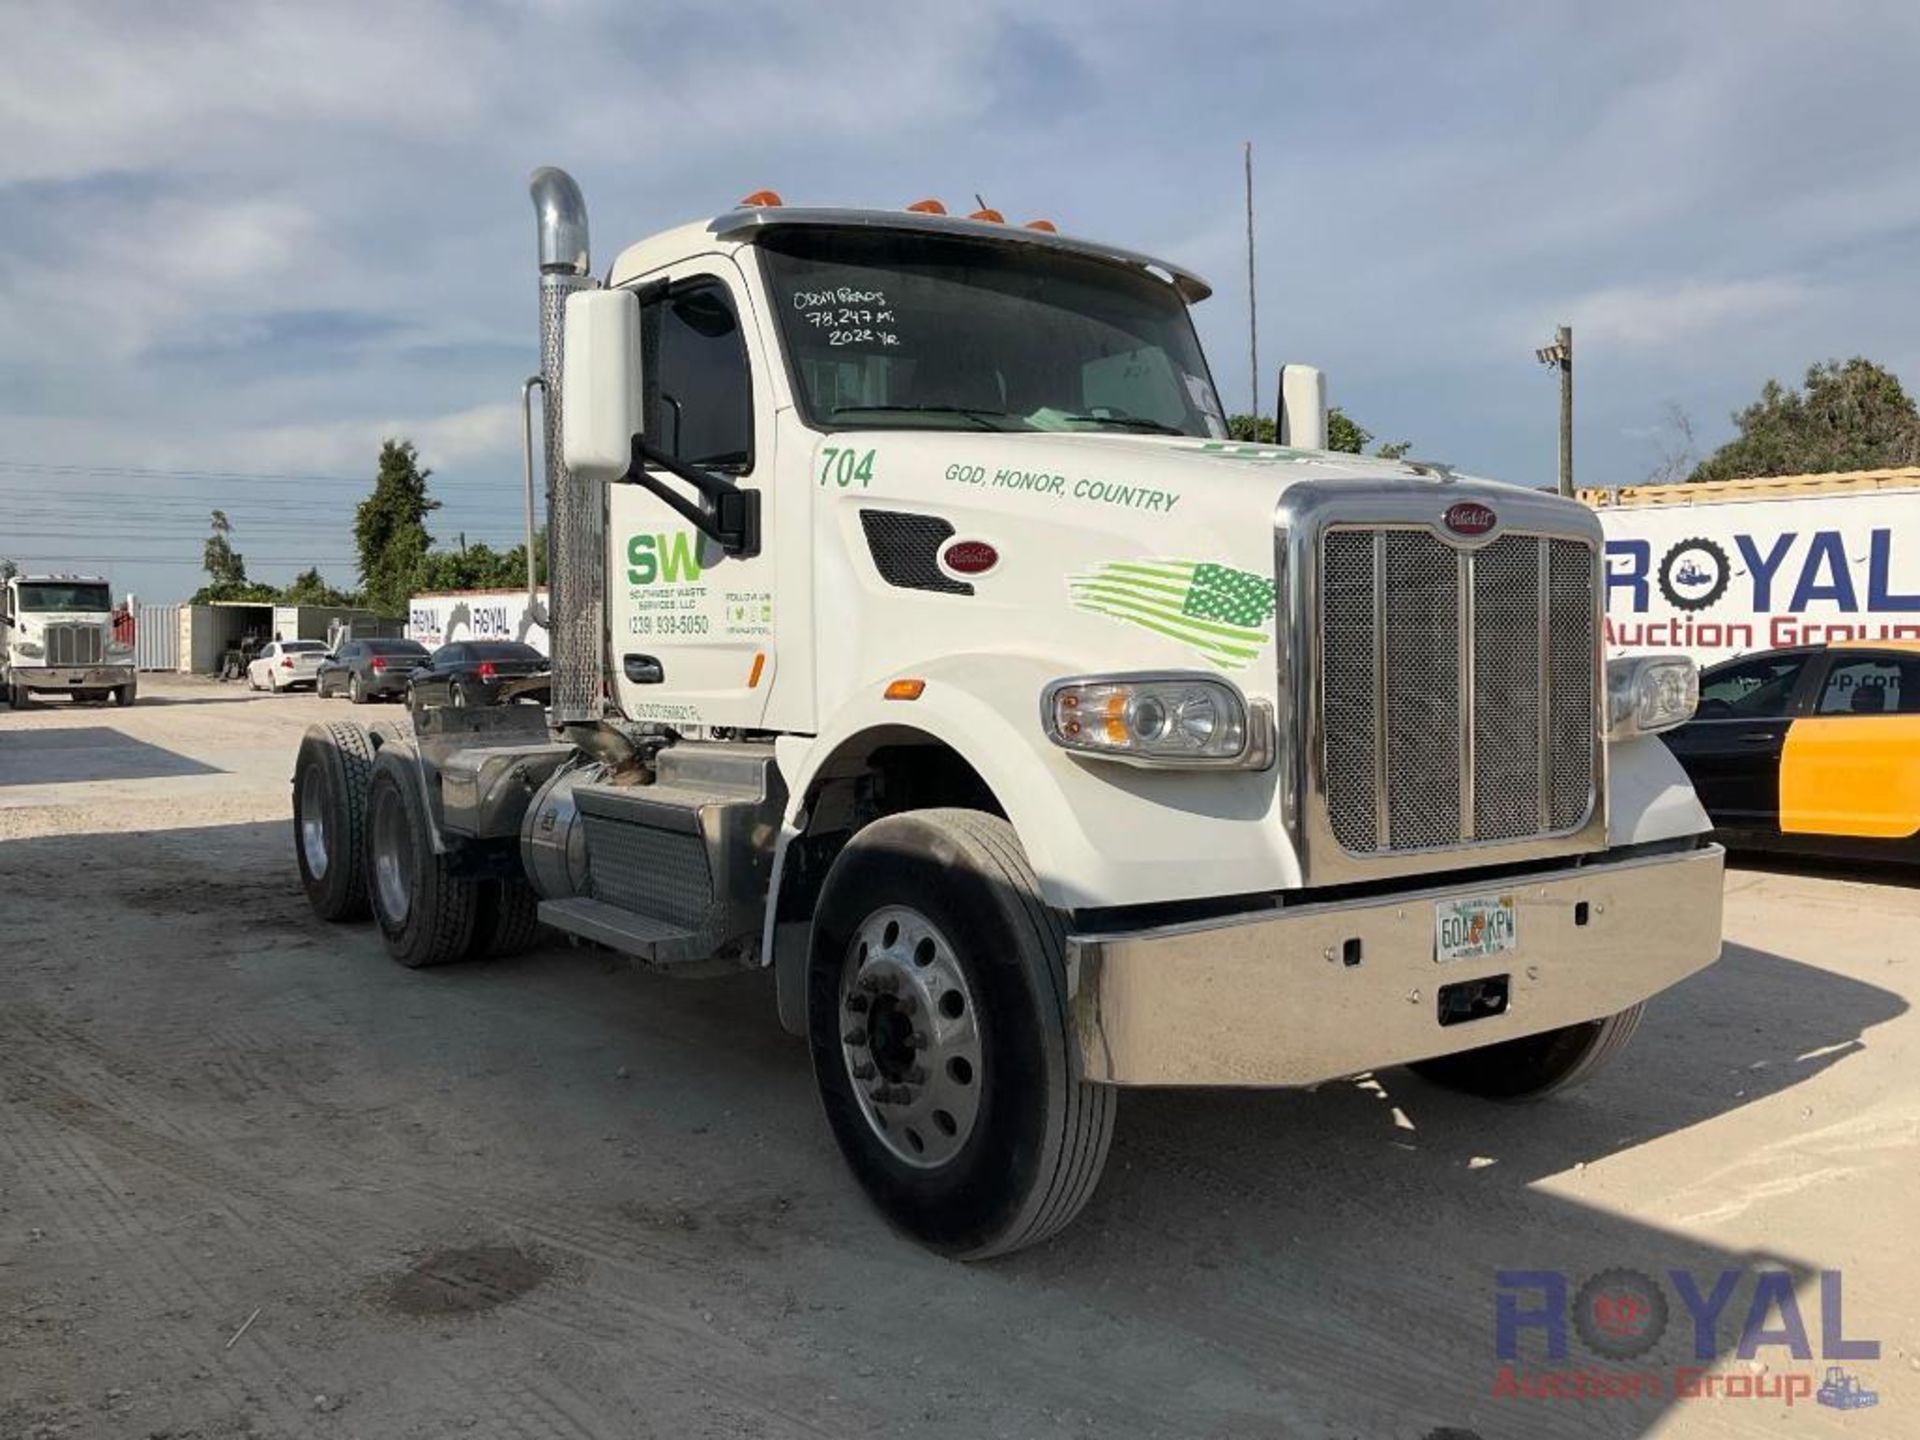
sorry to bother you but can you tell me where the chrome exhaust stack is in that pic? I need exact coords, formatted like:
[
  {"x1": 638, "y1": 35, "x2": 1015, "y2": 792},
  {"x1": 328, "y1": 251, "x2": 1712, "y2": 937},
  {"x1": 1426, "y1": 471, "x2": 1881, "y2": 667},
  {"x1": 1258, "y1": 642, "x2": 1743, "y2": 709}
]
[{"x1": 529, "y1": 166, "x2": 604, "y2": 727}]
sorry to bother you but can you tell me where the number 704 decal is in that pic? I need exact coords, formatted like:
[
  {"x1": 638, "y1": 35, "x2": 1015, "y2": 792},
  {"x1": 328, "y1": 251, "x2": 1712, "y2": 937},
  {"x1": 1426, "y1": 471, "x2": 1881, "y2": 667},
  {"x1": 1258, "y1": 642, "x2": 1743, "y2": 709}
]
[{"x1": 819, "y1": 447, "x2": 876, "y2": 488}]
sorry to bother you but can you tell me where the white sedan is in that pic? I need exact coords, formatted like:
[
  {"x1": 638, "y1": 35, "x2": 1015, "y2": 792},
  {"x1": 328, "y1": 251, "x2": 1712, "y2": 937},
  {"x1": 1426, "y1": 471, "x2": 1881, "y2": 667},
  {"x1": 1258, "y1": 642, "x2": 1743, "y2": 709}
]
[{"x1": 248, "y1": 640, "x2": 329, "y2": 692}]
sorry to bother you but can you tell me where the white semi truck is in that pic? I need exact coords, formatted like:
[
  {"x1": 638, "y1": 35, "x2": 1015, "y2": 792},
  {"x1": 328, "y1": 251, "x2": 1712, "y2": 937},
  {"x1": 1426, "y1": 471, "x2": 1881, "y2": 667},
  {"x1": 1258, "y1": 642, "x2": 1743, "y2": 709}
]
[
  {"x1": 1, "y1": 572, "x2": 137, "y2": 708},
  {"x1": 290, "y1": 169, "x2": 1724, "y2": 1257}
]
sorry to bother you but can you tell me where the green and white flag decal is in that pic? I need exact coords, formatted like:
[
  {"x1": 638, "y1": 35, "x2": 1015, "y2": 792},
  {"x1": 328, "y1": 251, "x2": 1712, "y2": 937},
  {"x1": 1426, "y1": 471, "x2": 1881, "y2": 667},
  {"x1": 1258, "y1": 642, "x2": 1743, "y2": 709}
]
[{"x1": 1068, "y1": 558, "x2": 1277, "y2": 669}]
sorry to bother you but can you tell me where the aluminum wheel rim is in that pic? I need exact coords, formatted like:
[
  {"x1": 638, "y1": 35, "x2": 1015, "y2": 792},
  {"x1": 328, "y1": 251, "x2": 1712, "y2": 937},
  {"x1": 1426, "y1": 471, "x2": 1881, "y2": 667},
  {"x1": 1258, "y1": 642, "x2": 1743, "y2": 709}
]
[
  {"x1": 371, "y1": 790, "x2": 413, "y2": 924},
  {"x1": 839, "y1": 905, "x2": 983, "y2": 1170},
  {"x1": 298, "y1": 766, "x2": 329, "y2": 880}
]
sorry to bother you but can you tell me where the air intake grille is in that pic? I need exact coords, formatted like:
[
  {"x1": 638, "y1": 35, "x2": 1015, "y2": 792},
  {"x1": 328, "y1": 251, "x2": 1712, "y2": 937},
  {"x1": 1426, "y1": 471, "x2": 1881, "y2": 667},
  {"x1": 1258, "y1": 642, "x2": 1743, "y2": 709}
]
[
  {"x1": 46, "y1": 625, "x2": 104, "y2": 666},
  {"x1": 859, "y1": 511, "x2": 972, "y2": 595},
  {"x1": 1320, "y1": 527, "x2": 1597, "y2": 856}
]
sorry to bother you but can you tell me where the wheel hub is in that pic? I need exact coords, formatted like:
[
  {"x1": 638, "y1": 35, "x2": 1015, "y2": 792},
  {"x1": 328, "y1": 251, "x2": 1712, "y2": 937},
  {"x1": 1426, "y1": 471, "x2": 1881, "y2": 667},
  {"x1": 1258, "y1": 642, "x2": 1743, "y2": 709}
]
[
  {"x1": 839, "y1": 905, "x2": 982, "y2": 1170},
  {"x1": 298, "y1": 765, "x2": 329, "y2": 879}
]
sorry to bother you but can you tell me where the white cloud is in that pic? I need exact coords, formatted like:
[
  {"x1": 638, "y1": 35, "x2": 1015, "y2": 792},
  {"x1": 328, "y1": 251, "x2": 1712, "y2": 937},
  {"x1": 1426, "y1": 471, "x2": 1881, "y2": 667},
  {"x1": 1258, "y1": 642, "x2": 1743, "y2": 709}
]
[{"x1": 1565, "y1": 277, "x2": 1814, "y2": 350}]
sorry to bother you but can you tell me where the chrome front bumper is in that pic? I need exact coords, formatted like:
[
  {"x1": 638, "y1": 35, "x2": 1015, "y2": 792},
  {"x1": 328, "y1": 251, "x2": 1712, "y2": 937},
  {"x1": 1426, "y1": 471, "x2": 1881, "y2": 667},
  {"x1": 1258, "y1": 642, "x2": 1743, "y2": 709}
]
[
  {"x1": 13, "y1": 665, "x2": 135, "y2": 689},
  {"x1": 1067, "y1": 842, "x2": 1724, "y2": 1087}
]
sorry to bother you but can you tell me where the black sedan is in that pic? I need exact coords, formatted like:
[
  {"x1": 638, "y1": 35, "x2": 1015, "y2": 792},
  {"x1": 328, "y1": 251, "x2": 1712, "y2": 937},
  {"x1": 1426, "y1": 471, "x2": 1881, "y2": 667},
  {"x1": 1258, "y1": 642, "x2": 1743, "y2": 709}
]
[
  {"x1": 317, "y1": 638, "x2": 429, "y2": 704},
  {"x1": 406, "y1": 640, "x2": 550, "y2": 711}
]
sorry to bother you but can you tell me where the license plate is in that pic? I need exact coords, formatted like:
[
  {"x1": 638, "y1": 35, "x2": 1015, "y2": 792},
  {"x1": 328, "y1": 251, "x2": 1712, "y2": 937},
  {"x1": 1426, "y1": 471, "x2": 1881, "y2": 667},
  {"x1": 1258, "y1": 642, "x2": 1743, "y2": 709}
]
[{"x1": 1435, "y1": 893, "x2": 1518, "y2": 964}]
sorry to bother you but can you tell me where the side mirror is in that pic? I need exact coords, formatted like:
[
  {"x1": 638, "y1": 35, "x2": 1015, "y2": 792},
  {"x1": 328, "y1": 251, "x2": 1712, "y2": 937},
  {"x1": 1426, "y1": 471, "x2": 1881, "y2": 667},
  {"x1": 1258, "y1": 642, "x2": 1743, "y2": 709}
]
[
  {"x1": 1277, "y1": 364, "x2": 1327, "y2": 450},
  {"x1": 561, "y1": 288, "x2": 643, "y2": 481}
]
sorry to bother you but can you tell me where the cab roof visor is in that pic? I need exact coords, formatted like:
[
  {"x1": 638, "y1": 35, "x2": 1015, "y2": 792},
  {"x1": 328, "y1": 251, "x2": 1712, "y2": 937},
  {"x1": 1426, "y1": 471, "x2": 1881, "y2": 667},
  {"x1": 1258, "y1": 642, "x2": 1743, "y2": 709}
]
[{"x1": 707, "y1": 206, "x2": 1212, "y2": 302}]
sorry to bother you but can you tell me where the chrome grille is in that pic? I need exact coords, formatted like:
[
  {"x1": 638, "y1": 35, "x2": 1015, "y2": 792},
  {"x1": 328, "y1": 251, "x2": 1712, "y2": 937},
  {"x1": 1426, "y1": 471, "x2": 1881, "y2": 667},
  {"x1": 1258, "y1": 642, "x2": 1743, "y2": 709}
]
[
  {"x1": 45, "y1": 625, "x2": 103, "y2": 666},
  {"x1": 1319, "y1": 525, "x2": 1598, "y2": 856}
]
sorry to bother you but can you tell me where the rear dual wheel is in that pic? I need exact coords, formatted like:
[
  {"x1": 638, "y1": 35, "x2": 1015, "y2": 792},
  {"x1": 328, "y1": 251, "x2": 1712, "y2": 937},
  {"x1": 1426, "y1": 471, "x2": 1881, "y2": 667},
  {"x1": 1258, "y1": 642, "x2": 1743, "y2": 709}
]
[
  {"x1": 364, "y1": 749, "x2": 544, "y2": 967},
  {"x1": 808, "y1": 809, "x2": 1114, "y2": 1259}
]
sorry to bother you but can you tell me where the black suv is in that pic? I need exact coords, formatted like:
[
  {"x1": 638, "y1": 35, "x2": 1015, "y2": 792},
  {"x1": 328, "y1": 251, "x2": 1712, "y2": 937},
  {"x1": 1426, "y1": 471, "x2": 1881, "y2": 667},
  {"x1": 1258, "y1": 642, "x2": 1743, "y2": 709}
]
[{"x1": 317, "y1": 638, "x2": 430, "y2": 704}]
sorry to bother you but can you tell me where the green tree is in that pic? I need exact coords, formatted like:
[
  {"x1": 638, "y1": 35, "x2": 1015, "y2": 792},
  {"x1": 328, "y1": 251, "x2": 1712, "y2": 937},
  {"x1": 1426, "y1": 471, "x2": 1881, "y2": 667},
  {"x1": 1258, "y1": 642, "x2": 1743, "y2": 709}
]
[
  {"x1": 1691, "y1": 358, "x2": 1920, "y2": 482},
  {"x1": 278, "y1": 567, "x2": 356, "y2": 607},
  {"x1": 191, "y1": 510, "x2": 277, "y2": 603},
  {"x1": 1227, "y1": 406, "x2": 1411, "y2": 458},
  {"x1": 354, "y1": 439, "x2": 438, "y2": 616},
  {"x1": 0, "y1": 557, "x2": 17, "y2": 584}
]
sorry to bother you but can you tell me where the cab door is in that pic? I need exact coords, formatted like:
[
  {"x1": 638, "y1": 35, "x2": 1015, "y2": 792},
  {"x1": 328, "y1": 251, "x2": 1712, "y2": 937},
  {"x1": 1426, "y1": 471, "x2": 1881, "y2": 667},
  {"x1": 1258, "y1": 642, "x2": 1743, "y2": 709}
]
[
  {"x1": 1662, "y1": 649, "x2": 1817, "y2": 830},
  {"x1": 1781, "y1": 651, "x2": 1920, "y2": 838},
  {"x1": 606, "y1": 258, "x2": 777, "y2": 730}
]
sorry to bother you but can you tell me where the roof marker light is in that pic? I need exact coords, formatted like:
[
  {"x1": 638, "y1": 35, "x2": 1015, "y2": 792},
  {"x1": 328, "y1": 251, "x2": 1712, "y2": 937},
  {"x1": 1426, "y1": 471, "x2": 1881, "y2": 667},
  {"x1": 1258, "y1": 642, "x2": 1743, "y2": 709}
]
[
  {"x1": 1024, "y1": 219, "x2": 1058, "y2": 232},
  {"x1": 906, "y1": 198, "x2": 947, "y2": 214},
  {"x1": 739, "y1": 189, "x2": 783, "y2": 208},
  {"x1": 968, "y1": 207, "x2": 1005, "y2": 224}
]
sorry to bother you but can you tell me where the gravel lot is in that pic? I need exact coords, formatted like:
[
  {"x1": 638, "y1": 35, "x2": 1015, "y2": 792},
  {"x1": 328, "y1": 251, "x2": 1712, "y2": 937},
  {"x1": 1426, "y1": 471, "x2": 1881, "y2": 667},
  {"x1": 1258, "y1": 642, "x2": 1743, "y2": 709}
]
[{"x1": 2, "y1": 673, "x2": 1915, "y2": 1439}]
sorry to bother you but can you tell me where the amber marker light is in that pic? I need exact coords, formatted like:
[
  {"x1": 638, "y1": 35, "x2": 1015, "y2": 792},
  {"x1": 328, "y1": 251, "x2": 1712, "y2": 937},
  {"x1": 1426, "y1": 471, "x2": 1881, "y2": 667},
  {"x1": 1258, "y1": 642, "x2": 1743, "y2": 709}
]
[{"x1": 884, "y1": 678, "x2": 927, "y2": 701}]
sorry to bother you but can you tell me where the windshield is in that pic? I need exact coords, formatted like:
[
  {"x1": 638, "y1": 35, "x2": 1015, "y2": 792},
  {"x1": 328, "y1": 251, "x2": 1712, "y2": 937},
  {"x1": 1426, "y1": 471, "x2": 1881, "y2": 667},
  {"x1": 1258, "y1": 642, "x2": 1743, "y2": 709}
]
[
  {"x1": 758, "y1": 228, "x2": 1226, "y2": 438},
  {"x1": 17, "y1": 582, "x2": 111, "y2": 613}
]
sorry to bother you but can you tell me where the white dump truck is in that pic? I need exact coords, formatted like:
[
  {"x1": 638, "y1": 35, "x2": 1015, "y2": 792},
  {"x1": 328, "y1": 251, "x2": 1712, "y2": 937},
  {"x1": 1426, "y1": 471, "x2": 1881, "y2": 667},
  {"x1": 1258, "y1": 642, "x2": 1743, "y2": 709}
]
[
  {"x1": 1, "y1": 572, "x2": 136, "y2": 708},
  {"x1": 290, "y1": 169, "x2": 1724, "y2": 1256}
]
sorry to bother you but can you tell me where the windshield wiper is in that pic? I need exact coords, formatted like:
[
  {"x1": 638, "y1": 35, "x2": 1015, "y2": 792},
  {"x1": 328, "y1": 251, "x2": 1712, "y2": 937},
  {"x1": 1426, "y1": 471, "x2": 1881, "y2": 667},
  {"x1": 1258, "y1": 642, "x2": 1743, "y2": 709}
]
[
  {"x1": 829, "y1": 404, "x2": 1011, "y2": 432},
  {"x1": 1054, "y1": 412, "x2": 1188, "y2": 436}
]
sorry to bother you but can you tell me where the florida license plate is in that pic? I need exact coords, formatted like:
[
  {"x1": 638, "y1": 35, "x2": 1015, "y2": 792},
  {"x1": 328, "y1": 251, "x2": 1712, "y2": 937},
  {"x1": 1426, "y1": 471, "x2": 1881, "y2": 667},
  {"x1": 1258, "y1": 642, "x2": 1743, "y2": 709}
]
[{"x1": 1435, "y1": 893, "x2": 1518, "y2": 964}]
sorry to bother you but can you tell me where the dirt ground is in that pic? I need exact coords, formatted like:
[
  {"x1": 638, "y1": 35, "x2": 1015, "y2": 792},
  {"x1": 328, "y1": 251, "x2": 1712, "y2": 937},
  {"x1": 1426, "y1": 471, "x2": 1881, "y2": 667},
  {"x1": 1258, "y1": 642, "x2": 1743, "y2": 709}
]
[{"x1": 1, "y1": 673, "x2": 1915, "y2": 1440}]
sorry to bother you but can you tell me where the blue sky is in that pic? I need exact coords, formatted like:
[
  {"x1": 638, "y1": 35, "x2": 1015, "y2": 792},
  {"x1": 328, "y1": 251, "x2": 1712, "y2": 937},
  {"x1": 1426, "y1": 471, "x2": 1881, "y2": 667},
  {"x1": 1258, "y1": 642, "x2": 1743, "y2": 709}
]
[{"x1": 4, "y1": 1, "x2": 1918, "y2": 604}]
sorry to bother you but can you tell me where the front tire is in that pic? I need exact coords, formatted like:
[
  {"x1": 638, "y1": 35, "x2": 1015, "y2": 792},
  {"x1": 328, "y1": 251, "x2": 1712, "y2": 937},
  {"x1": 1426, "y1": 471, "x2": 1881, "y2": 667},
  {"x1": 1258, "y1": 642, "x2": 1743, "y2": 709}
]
[
  {"x1": 1408, "y1": 1004, "x2": 1647, "y2": 1100},
  {"x1": 293, "y1": 722, "x2": 375, "y2": 921},
  {"x1": 807, "y1": 809, "x2": 1115, "y2": 1259},
  {"x1": 111, "y1": 680, "x2": 136, "y2": 706},
  {"x1": 8, "y1": 679, "x2": 31, "y2": 709},
  {"x1": 365, "y1": 749, "x2": 481, "y2": 967}
]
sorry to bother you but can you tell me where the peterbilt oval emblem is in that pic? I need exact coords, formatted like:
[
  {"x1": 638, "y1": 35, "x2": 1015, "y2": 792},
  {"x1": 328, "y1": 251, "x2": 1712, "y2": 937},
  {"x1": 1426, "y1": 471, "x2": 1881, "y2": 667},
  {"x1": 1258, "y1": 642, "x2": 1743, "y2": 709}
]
[
  {"x1": 1443, "y1": 501, "x2": 1497, "y2": 536},
  {"x1": 941, "y1": 539, "x2": 999, "y2": 576}
]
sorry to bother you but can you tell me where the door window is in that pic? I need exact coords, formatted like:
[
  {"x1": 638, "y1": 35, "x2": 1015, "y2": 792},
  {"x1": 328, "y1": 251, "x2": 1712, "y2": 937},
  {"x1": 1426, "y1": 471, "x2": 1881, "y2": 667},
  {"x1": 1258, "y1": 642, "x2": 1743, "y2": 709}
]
[
  {"x1": 1815, "y1": 655, "x2": 1919, "y2": 715},
  {"x1": 643, "y1": 280, "x2": 753, "y2": 472},
  {"x1": 1696, "y1": 652, "x2": 1812, "y2": 719}
]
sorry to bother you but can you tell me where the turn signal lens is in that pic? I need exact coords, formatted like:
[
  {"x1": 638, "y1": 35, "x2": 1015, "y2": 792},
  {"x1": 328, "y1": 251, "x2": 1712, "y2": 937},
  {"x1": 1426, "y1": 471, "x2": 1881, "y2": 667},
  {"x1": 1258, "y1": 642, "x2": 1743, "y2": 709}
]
[
  {"x1": 1043, "y1": 675, "x2": 1268, "y2": 768},
  {"x1": 1607, "y1": 654, "x2": 1697, "y2": 739},
  {"x1": 884, "y1": 678, "x2": 926, "y2": 701}
]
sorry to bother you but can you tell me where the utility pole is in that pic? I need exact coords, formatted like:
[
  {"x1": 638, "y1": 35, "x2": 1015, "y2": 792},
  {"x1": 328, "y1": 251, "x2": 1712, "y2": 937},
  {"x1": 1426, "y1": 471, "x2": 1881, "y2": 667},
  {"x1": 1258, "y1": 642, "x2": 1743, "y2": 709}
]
[
  {"x1": 1244, "y1": 141, "x2": 1258, "y2": 423},
  {"x1": 1535, "y1": 325, "x2": 1573, "y2": 495}
]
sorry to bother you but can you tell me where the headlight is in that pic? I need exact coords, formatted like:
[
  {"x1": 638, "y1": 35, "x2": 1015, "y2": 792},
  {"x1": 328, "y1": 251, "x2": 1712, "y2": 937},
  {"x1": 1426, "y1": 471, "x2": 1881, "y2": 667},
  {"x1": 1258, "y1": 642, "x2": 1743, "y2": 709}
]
[
  {"x1": 14, "y1": 639, "x2": 43, "y2": 657},
  {"x1": 106, "y1": 643, "x2": 133, "y2": 658},
  {"x1": 1607, "y1": 654, "x2": 1698, "y2": 739},
  {"x1": 1042, "y1": 673, "x2": 1272, "y2": 768}
]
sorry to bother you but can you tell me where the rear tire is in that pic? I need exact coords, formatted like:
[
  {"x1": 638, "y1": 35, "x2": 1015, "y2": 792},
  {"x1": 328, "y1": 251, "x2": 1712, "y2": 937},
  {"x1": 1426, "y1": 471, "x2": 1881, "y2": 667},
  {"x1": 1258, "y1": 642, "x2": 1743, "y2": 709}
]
[
  {"x1": 469, "y1": 878, "x2": 546, "y2": 959},
  {"x1": 1408, "y1": 1004, "x2": 1647, "y2": 1100},
  {"x1": 365, "y1": 748, "x2": 481, "y2": 967},
  {"x1": 807, "y1": 808, "x2": 1115, "y2": 1259},
  {"x1": 349, "y1": 673, "x2": 368, "y2": 705},
  {"x1": 292, "y1": 721, "x2": 375, "y2": 921}
]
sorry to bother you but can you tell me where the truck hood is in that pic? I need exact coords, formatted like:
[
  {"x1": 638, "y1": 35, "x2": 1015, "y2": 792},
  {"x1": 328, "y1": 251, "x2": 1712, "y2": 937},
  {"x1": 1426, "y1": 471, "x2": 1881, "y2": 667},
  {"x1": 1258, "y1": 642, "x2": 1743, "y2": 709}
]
[{"x1": 815, "y1": 428, "x2": 1530, "y2": 682}]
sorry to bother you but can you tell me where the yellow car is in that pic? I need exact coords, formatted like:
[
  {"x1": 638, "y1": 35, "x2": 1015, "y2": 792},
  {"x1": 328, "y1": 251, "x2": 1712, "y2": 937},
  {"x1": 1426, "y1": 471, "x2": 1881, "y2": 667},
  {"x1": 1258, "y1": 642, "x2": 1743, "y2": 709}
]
[{"x1": 1661, "y1": 639, "x2": 1920, "y2": 861}]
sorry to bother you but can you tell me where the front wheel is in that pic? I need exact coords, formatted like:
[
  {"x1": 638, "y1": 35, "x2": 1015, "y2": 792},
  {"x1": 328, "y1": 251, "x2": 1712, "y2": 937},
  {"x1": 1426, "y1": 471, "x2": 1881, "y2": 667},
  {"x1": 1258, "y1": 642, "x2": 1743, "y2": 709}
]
[
  {"x1": 807, "y1": 809, "x2": 1115, "y2": 1259},
  {"x1": 1407, "y1": 1004, "x2": 1647, "y2": 1100},
  {"x1": 7, "y1": 679, "x2": 30, "y2": 709},
  {"x1": 110, "y1": 680, "x2": 136, "y2": 706}
]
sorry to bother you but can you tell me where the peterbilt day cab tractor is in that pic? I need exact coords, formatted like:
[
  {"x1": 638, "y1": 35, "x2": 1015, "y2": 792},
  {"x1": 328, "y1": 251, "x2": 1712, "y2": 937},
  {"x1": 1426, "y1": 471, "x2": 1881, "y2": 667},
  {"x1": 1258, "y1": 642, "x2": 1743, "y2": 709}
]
[
  {"x1": 290, "y1": 168, "x2": 1724, "y2": 1257},
  {"x1": 1, "y1": 572, "x2": 137, "y2": 707}
]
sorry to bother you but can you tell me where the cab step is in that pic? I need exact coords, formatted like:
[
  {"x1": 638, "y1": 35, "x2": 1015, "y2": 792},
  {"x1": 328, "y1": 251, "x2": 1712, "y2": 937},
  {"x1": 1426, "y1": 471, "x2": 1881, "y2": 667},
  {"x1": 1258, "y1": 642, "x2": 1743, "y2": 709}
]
[{"x1": 544, "y1": 742, "x2": 785, "y2": 967}]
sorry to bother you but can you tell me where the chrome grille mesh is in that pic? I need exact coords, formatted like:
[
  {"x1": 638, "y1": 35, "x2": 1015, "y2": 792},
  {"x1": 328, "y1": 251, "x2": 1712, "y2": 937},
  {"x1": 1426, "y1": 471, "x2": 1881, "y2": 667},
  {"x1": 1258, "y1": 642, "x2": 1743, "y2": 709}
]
[
  {"x1": 1321, "y1": 533, "x2": 1378, "y2": 851},
  {"x1": 1382, "y1": 533, "x2": 1460, "y2": 850},
  {"x1": 1472, "y1": 536, "x2": 1543, "y2": 841},
  {"x1": 46, "y1": 625, "x2": 103, "y2": 666},
  {"x1": 1546, "y1": 540, "x2": 1597, "y2": 830},
  {"x1": 1319, "y1": 525, "x2": 1597, "y2": 856}
]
